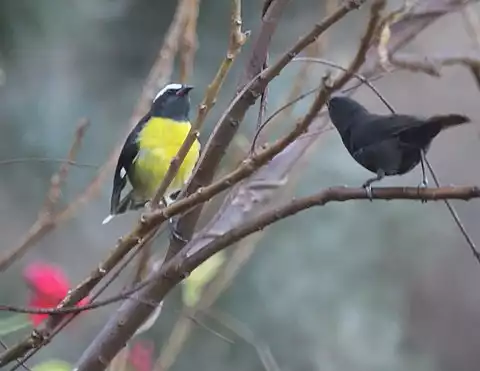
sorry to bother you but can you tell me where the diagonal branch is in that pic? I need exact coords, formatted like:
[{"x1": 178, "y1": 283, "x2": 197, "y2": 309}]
[
  {"x1": 386, "y1": 51, "x2": 480, "y2": 76},
  {"x1": 178, "y1": 0, "x2": 200, "y2": 83},
  {"x1": 0, "y1": 118, "x2": 89, "y2": 272},
  {"x1": 361, "y1": 0, "x2": 480, "y2": 74}
]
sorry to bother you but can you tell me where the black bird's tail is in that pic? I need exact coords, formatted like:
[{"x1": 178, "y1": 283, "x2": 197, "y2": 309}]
[
  {"x1": 402, "y1": 114, "x2": 471, "y2": 149},
  {"x1": 426, "y1": 114, "x2": 470, "y2": 129}
]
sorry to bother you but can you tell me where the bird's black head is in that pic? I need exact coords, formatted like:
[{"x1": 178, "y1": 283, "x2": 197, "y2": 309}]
[
  {"x1": 327, "y1": 95, "x2": 370, "y2": 134},
  {"x1": 150, "y1": 83, "x2": 193, "y2": 121}
]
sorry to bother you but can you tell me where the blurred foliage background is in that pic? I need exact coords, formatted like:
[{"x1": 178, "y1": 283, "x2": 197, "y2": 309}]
[{"x1": 0, "y1": 0, "x2": 480, "y2": 370}]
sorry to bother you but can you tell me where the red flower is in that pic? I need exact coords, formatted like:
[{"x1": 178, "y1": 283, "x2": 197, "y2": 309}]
[
  {"x1": 23, "y1": 262, "x2": 89, "y2": 326},
  {"x1": 128, "y1": 340, "x2": 154, "y2": 371}
]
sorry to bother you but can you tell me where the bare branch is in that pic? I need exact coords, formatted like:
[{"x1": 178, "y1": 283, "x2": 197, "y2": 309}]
[
  {"x1": 179, "y1": 0, "x2": 200, "y2": 83},
  {"x1": 387, "y1": 51, "x2": 480, "y2": 76},
  {"x1": 239, "y1": 0, "x2": 289, "y2": 90},
  {"x1": 424, "y1": 160, "x2": 480, "y2": 263},
  {"x1": 206, "y1": 309, "x2": 280, "y2": 371},
  {"x1": 0, "y1": 339, "x2": 30, "y2": 371},
  {"x1": 0, "y1": 158, "x2": 96, "y2": 168},
  {"x1": 73, "y1": 183, "x2": 480, "y2": 371},
  {"x1": 361, "y1": 0, "x2": 480, "y2": 74},
  {"x1": 0, "y1": 118, "x2": 89, "y2": 272}
]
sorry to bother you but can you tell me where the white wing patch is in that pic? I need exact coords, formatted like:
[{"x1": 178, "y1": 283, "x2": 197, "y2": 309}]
[
  {"x1": 154, "y1": 83, "x2": 183, "y2": 102},
  {"x1": 119, "y1": 167, "x2": 127, "y2": 178}
]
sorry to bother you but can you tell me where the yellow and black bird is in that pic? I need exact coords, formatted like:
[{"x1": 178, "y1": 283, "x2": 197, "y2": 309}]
[{"x1": 102, "y1": 83, "x2": 200, "y2": 224}]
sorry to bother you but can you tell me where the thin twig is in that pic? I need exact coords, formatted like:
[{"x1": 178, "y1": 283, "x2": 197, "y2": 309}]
[
  {"x1": 0, "y1": 118, "x2": 89, "y2": 272},
  {"x1": 0, "y1": 340, "x2": 30, "y2": 371},
  {"x1": 461, "y1": 3, "x2": 480, "y2": 49},
  {"x1": 0, "y1": 158, "x2": 97, "y2": 168},
  {"x1": 425, "y1": 160, "x2": 480, "y2": 263},
  {"x1": 386, "y1": 51, "x2": 480, "y2": 76},
  {"x1": 179, "y1": 0, "x2": 200, "y2": 83},
  {"x1": 7, "y1": 229, "x2": 161, "y2": 371},
  {"x1": 133, "y1": 241, "x2": 152, "y2": 284},
  {"x1": 206, "y1": 308, "x2": 280, "y2": 371},
  {"x1": 461, "y1": 4, "x2": 480, "y2": 89},
  {"x1": 251, "y1": 57, "x2": 393, "y2": 151}
]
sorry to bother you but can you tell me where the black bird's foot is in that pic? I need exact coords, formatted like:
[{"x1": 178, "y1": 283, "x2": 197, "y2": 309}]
[
  {"x1": 417, "y1": 179, "x2": 428, "y2": 203},
  {"x1": 361, "y1": 170, "x2": 385, "y2": 202},
  {"x1": 362, "y1": 183, "x2": 373, "y2": 201},
  {"x1": 168, "y1": 217, "x2": 189, "y2": 244}
]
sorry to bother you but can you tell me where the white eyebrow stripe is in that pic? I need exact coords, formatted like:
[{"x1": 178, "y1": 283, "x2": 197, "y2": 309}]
[{"x1": 154, "y1": 83, "x2": 183, "y2": 102}]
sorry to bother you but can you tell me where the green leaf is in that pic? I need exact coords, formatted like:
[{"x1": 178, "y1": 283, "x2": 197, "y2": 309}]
[
  {"x1": 0, "y1": 314, "x2": 31, "y2": 336},
  {"x1": 182, "y1": 251, "x2": 226, "y2": 307},
  {"x1": 32, "y1": 360, "x2": 72, "y2": 371}
]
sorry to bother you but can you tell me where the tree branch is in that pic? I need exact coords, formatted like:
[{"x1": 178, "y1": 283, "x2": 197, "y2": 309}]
[
  {"x1": 361, "y1": 0, "x2": 480, "y2": 74},
  {"x1": 386, "y1": 51, "x2": 480, "y2": 76},
  {"x1": 178, "y1": 0, "x2": 200, "y2": 83},
  {"x1": 73, "y1": 184, "x2": 480, "y2": 371},
  {"x1": 0, "y1": 118, "x2": 89, "y2": 272}
]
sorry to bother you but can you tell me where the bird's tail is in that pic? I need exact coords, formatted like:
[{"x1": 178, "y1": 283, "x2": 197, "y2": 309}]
[
  {"x1": 427, "y1": 114, "x2": 471, "y2": 129},
  {"x1": 102, "y1": 190, "x2": 136, "y2": 225}
]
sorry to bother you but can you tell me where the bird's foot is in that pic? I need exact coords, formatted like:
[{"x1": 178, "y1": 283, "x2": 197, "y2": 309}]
[
  {"x1": 144, "y1": 200, "x2": 153, "y2": 211},
  {"x1": 362, "y1": 182, "x2": 373, "y2": 201},
  {"x1": 168, "y1": 217, "x2": 189, "y2": 244},
  {"x1": 361, "y1": 171, "x2": 384, "y2": 202},
  {"x1": 417, "y1": 179, "x2": 428, "y2": 203}
]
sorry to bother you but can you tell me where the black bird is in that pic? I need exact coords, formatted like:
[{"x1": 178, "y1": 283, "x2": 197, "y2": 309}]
[{"x1": 327, "y1": 95, "x2": 470, "y2": 198}]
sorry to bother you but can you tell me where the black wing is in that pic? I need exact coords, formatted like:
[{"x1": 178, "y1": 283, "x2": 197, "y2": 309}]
[
  {"x1": 349, "y1": 114, "x2": 426, "y2": 150},
  {"x1": 109, "y1": 114, "x2": 149, "y2": 215}
]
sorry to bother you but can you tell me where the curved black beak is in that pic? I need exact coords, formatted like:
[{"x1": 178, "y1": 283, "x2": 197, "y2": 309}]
[{"x1": 176, "y1": 85, "x2": 194, "y2": 96}]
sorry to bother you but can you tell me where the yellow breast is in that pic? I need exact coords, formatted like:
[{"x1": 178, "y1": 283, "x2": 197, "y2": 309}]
[{"x1": 131, "y1": 117, "x2": 200, "y2": 200}]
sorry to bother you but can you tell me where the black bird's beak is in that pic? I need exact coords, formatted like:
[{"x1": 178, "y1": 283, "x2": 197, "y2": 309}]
[{"x1": 176, "y1": 85, "x2": 194, "y2": 96}]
